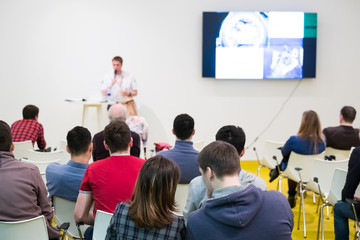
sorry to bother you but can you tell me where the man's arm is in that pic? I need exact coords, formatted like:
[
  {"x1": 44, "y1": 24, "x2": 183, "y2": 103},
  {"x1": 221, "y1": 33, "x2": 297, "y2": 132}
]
[
  {"x1": 342, "y1": 147, "x2": 360, "y2": 200},
  {"x1": 74, "y1": 192, "x2": 94, "y2": 225},
  {"x1": 37, "y1": 124, "x2": 46, "y2": 149}
]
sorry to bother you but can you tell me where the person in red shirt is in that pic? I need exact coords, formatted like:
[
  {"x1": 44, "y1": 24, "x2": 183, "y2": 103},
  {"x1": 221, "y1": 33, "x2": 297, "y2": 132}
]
[
  {"x1": 74, "y1": 120, "x2": 145, "y2": 240},
  {"x1": 11, "y1": 105, "x2": 46, "y2": 150}
]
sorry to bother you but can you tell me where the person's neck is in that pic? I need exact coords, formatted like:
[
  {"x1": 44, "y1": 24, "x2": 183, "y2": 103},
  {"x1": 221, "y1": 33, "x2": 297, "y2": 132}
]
[
  {"x1": 110, "y1": 150, "x2": 130, "y2": 156},
  {"x1": 176, "y1": 137, "x2": 192, "y2": 142},
  {"x1": 213, "y1": 175, "x2": 241, "y2": 192},
  {"x1": 340, "y1": 122, "x2": 353, "y2": 127},
  {"x1": 71, "y1": 154, "x2": 90, "y2": 164}
]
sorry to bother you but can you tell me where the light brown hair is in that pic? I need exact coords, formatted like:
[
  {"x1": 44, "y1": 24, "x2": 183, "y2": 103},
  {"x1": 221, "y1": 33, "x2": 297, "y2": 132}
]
[
  {"x1": 128, "y1": 155, "x2": 180, "y2": 228},
  {"x1": 297, "y1": 110, "x2": 324, "y2": 153}
]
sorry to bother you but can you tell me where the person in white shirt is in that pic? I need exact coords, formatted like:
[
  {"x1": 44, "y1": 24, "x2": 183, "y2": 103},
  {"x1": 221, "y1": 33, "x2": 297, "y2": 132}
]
[{"x1": 101, "y1": 56, "x2": 138, "y2": 104}]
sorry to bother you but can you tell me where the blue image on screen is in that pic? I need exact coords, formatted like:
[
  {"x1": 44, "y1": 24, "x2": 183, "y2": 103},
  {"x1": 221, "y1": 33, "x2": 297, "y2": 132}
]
[{"x1": 263, "y1": 38, "x2": 303, "y2": 79}]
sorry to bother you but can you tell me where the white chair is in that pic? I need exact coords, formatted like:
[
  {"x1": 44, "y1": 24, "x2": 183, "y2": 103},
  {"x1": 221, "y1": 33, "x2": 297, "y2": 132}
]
[
  {"x1": 92, "y1": 210, "x2": 113, "y2": 240},
  {"x1": 307, "y1": 158, "x2": 349, "y2": 202},
  {"x1": 53, "y1": 196, "x2": 89, "y2": 239},
  {"x1": 257, "y1": 140, "x2": 284, "y2": 177},
  {"x1": 12, "y1": 140, "x2": 33, "y2": 159},
  {"x1": 58, "y1": 140, "x2": 71, "y2": 164},
  {"x1": 193, "y1": 140, "x2": 205, "y2": 152},
  {"x1": 0, "y1": 215, "x2": 49, "y2": 240},
  {"x1": 325, "y1": 147, "x2": 351, "y2": 160},
  {"x1": 316, "y1": 168, "x2": 348, "y2": 240},
  {"x1": 174, "y1": 184, "x2": 189, "y2": 216},
  {"x1": 21, "y1": 158, "x2": 61, "y2": 174},
  {"x1": 278, "y1": 151, "x2": 325, "y2": 238},
  {"x1": 23, "y1": 149, "x2": 65, "y2": 162}
]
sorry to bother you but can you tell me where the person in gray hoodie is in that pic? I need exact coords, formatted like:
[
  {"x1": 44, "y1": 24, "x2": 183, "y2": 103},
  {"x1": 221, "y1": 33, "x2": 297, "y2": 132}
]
[
  {"x1": 186, "y1": 141, "x2": 293, "y2": 240},
  {"x1": 183, "y1": 125, "x2": 266, "y2": 222}
]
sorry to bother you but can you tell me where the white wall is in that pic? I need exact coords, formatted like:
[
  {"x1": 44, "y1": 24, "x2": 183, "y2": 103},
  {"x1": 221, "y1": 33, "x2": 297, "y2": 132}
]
[{"x1": 1, "y1": 0, "x2": 360, "y2": 160}]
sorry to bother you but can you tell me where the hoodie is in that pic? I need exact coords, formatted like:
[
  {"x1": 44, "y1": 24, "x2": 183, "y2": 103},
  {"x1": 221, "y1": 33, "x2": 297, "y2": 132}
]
[{"x1": 187, "y1": 184, "x2": 294, "y2": 240}]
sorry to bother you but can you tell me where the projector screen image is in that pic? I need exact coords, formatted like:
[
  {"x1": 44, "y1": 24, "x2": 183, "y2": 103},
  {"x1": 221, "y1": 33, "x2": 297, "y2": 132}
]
[{"x1": 202, "y1": 11, "x2": 317, "y2": 79}]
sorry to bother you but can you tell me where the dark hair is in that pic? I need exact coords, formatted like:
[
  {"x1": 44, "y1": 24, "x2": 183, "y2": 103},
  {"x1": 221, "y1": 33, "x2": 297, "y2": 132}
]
[
  {"x1": 173, "y1": 114, "x2": 194, "y2": 140},
  {"x1": 112, "y1": 56, "x2": 123, "y2": 64},
  {"x1": 215, "y1": 125, "x2": 246, "y2": 155},
  {"x1": 66, "y1": 126, "x2": 91, "y2": 156},
  {"x1": 197, "y1": 141, "x2": 240, "y2": 178},
  {"x1": 22, "y1": 105, "x2": 39, "y2": 120},
  {"x1": 0, "y1": 121, "x2": 12, "y2": 151},
  {"x1": 104, "y1": 120, "x2": 131, "y2": 153},
  {"x1": 341, "y1": 106, "x2": 356, "y2": 123},
  {"x1": 129, "y1": 155, "x2": 180, "y2": 228}
]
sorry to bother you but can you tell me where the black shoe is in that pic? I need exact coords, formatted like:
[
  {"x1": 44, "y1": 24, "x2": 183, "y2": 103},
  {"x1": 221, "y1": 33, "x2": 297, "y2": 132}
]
[
  {"x1": 288, "y1": 195, "x2": 296, "y2": 208},
  {"x1": 269, "y1": 168, "x2": 279, "y2": 183}
]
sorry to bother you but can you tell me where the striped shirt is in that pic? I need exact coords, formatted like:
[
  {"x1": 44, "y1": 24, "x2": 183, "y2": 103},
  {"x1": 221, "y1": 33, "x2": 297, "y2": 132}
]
[
  {"x1": 11, "y1": 119, "x2": 46, "y2": 149},
  {"x1": 105, "y1": 202, "x2": 186, "y2": 240}
]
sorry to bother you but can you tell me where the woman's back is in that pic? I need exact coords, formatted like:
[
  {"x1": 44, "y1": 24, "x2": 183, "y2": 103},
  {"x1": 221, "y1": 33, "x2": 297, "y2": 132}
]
[{"x1": 106, "y1": 202, "x2": 186, "y2": 240}]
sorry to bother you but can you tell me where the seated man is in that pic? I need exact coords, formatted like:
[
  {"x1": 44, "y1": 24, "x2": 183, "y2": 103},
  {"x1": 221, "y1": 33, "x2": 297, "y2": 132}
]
[
  {"x1": 92, "y1": 104, "x2": 140, "y2": 160},
  {"x1": 46, "y1": 126, "x2": 92, "y2": 202},
  {"x1": 334, "y1": 146, "x2": 360, "y2": 240},
  {"x1": 74, "y1": 120, "x2": 145, "y2": 240},
  {"x1": 183, "y1": 125, "x2": 266, "y2": 222},
  {"x1": 0, "y1": 120, "x2": 60, "y2": 240},
  {"x1": 158, "y1": 113, "x2": 200, "y2": 183},
  {"x1": 11, "y1": 104, "x2": 47, "y2": 150},
  {"x1": 186, "y1": 141, "x2": 294, "y2": 239},
  {"x1": 323, "y1": 106, "x2": 360, "y2": 150}
]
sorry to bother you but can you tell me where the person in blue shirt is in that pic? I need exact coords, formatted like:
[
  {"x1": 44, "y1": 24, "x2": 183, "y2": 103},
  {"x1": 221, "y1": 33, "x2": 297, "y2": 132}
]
[
  {"x1": 158, "y1": 113, "x2": 200, "y2": 184},
  {"x1": 270, "y1": 110, "x2": 326, "y2": 208},
  {"x1": 46, "y1": 126, "x2": 92, "y2": 201}
]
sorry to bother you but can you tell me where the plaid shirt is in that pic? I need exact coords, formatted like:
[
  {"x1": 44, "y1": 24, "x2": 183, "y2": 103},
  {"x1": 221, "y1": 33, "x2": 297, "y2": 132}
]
[
  {"x1": 105, "y1": 202, "x2": 186, "y2": 240},
  {"x1": 11, "y1": 119, "x2": 46, "y2": 149}
]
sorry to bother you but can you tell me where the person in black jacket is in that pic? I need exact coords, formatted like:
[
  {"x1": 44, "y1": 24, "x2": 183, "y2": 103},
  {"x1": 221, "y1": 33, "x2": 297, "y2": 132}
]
[{"x1": 334, "y1": 146, "x2": 360, "y2": 240}]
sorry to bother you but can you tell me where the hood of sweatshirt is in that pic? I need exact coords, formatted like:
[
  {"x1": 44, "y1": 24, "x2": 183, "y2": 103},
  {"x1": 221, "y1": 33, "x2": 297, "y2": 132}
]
[{"x1": 203, "y1": 184, "x2": 264, "y2": 228}]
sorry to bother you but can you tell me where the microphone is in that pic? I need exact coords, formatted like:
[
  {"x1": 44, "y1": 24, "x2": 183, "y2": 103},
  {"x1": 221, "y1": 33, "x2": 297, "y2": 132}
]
[{"x1": 114, "y1": 70, "x2": 117, "y2": 79}]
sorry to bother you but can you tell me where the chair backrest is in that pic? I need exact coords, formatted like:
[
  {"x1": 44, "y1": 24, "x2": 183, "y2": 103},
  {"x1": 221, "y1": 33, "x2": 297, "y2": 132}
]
[
  {"x1": 307, "y1": 158, "x2": 349, "y2": 197},
  {"x1": 12, "y1": 140, "x2": 33, "y2": 159},
  {"x1": 174, "y1": 184, "x2": 189, "y2": 216},
  {"x1": 53, "y1": 196, "x2": 89, "y2": 239},
  {"x1": 325, "y1": 147, "x2": 351, "y2": 161},
  {"x1": 283, "y1": 151, "x2": 325, "y2": 183},
  {"x1": 21, "y1": 158, "x2": 61, "y2": 174},
  {"x1": 327, "y1": 168, "x2": 348, "y2": 205},
  {"x1": 0, "y1": 215, "x2": 49, "y2": 240},
  {"x1": 261, "y1": 140, "x2": 284, "y2": 169},
  {"x1": 24, "y1": 150, "x2": 65, "y2": 162},
  {"x1": 93, "y1": 210, "x2": 113, "y2": 240},
  {"x1": 193, "y1": 140, "x2": 205, "y2": 152}
]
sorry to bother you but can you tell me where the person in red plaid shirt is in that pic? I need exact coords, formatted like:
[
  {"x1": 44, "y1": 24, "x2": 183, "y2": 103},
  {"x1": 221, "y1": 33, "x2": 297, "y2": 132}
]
[{"x1": 11, "y1": 105, "x2": 47, "y2": 150}]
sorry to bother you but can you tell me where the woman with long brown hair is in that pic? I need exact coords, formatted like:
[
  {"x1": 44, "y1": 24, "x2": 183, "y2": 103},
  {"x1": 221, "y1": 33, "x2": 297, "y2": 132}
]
[
  {"x1": 105, "y1": 155, "x2": 186, "y2": 240},
  {"x1": 270, "y1": 110, "x2": 325, "y2": 208}
]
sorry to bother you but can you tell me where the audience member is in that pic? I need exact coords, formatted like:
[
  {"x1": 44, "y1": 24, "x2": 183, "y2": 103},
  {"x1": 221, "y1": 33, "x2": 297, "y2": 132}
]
[
  {"x1": 158, "y1": 113, "x2": 200, "y2": 184},
  {"x1": 334, "y1": 146, "x2": 360, "y2": 240},
  {"x1": 183, "y1": 125, "x2": 266, "y2": 222},
  {"x1": 0, "y1": 120, "x2": 60, "y2": 240},
  {"x1": 46, "y1": 126, "x2": 92, "y2": 202},
  {"x1": 74, "y1": 120, "x2": 145, "y2": 240},
  {"x1": 92, "y1": 104, "x2": 140, "y2": 160},
  {"x1": 323, "y1": 106, "x2": 360, "y2": 150},
  {"x1": 269, "y1": 110, "x2": 326, "y2": 208},
  {"x1": 11, "y1": 104, "x2": 46, "y2": 150},
  {"x1": 105, "y1": 155, "x2": 186, "y2": 240},
  {"x1": 126, "y1": 104, "x2": 149, "y2": 158},
  {"x1": 186, "y1": 141, "x2": 294, "y2": 239}
]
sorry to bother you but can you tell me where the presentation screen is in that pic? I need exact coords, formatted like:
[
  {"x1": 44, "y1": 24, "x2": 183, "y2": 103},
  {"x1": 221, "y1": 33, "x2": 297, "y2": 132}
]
[{"x1": 202, "y1": 11, "x2": 317, "y2": 79}]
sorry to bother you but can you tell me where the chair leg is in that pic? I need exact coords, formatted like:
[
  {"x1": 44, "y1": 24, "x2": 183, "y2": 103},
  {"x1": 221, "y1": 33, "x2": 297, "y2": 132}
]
[
  {"x1": 278, "y1": 176, "x2": 283, "y2": 192},
  {"x1": 301, "y1": 189, "x2": 307, "y2": 238},
  {"x1": 313, "y1": 192, "x2": 316, "y2": 204},
  {"x1": 257, "y1": 165, "x2": 262, "y2": 177},
  {"x1": 316, "y1": 204, "x2": 322, "y2": 240},
  {"x1": 326, "y1": 206, "x2": 330, "y2": 220}
]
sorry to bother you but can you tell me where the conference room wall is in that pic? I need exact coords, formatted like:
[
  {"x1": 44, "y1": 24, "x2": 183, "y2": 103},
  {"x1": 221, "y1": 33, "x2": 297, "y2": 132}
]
[{"x1": 0, "y1": 0, "x2": 359, "y2": 160}]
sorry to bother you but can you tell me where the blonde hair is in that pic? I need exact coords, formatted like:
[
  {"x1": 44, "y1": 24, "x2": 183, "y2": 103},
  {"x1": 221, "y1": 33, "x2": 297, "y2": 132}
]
[{"x1": 297, "y1": 110, "x2": 324, "y2": 153}]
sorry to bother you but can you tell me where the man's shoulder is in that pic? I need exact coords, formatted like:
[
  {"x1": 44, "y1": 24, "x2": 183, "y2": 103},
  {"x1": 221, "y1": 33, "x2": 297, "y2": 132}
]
[
  {"x1": 323, "y1": 125, "x2": 341, "y2": 133},
  {"x1": 239, "y1": 169, "x2": 266, "y2": 190},
  {"x1": 93, "y1": 131, "x2": 104, "y2": 140}
]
